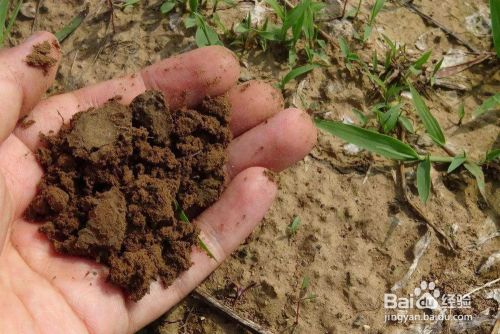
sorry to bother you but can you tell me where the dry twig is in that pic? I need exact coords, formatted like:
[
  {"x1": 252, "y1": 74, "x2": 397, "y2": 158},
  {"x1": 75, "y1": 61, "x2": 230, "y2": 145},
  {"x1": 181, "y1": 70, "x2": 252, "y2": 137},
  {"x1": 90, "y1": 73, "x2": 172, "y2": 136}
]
[
  {"x1": 400, "y1": 0, "x2": 480, "y2": 53},
  {"x1": 436, "y1": 53, "x2": 494, "y2": 79}
]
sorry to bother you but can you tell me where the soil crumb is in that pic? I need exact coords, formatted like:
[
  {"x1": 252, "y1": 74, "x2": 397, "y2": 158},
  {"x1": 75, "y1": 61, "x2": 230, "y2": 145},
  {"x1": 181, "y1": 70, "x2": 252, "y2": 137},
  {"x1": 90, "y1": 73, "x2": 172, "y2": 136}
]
[
  {"x1": 18, "y1": 116, "x2": 36, "y2": 129},
  {"x1": 25, "y1": 41, "x2": 57, "y2": 75},
  {"x1": 26, "y1": 90, "x2": 232, "y2": 301}
]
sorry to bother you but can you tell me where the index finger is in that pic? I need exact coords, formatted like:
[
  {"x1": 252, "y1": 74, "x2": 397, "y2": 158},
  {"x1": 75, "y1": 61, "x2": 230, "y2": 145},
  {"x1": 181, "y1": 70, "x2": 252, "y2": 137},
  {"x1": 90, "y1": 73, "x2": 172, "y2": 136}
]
[{"x1": 15, "y1": 45, "x2": 240, "y2": 150}]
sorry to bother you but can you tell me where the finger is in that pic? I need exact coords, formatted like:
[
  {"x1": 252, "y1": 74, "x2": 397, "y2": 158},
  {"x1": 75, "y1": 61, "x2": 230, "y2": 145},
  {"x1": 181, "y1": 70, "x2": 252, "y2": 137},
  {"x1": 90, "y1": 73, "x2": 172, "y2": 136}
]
[
  {"x1": 10, "y1": 167, "x2": 276, "y2": 334},
  {"x1": 227, "y1": 108, "x2": 317, "y2": 178},
  {"x1": 0, "y1": 31, "x2": 61, "y2": 143},
  {"x1": 126, "y1": 167, "x2": 277, "y2": 332},
  {"x1": 0, "y1": 172, "x2": 14, "y2": 252},
  {"x1": 15, "y1": 46, "x2": 240, "y2": 150},
  {"x1": 227, "y1": 80, "x2": 283, "y2": 137},
  {"x1": 0, "y1": 136, "x2": 42, "y2": 218}
]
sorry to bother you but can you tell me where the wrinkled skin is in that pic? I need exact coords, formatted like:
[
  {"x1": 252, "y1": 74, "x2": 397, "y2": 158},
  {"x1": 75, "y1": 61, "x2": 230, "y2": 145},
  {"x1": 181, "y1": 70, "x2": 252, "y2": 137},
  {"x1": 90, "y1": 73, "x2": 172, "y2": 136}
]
[{"x1": 0, "y1": 32, "x2": 317, "y2": 334}]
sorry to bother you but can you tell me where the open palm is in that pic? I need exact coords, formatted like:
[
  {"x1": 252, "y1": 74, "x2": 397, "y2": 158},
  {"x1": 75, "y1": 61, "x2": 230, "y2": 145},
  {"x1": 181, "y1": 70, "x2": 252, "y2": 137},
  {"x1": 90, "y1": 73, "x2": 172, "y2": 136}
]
[{"x1": 0, "y1": 32, "x2": 316, "y2": 333}]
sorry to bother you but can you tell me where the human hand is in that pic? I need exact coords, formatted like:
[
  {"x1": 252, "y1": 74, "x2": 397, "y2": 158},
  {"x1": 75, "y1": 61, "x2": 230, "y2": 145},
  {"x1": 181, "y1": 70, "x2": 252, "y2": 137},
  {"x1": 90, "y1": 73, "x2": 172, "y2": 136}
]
[{"x1": 0, "y1": 32, "x2": 316, "y2": 333}]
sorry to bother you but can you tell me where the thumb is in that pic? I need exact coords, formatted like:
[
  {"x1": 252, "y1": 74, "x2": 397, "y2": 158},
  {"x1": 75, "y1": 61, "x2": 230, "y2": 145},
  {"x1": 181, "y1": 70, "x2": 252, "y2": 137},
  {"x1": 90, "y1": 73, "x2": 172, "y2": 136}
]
[{"x1": 0, "y1": 31, "x2": 61, "y2": 143}]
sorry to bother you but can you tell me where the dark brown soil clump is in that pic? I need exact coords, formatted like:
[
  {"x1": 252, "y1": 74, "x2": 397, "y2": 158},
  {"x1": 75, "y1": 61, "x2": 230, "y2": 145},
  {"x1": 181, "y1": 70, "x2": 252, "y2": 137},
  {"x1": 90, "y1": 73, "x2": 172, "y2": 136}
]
[
  {"x1": 25, "y1": 41, "x2": 57, "y2": 75},
  {"x1": 26, "y1": 90, "x2": 231, "y2": 300}
]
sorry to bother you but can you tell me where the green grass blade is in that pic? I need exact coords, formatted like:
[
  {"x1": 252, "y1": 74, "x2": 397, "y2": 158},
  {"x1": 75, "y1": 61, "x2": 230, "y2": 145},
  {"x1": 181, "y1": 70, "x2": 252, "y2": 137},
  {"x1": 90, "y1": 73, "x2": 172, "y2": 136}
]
[
  {"x1": 398, "y1": 116, "x2": 414, "y2": 133},
  {"x1": 416, "y1": 156, "x2": 431, "y2": 203},
  {"x1": 338, "y1": 36, "x2": 350, "y2": 58},
  {"x1": 266, "y1": 0, "x2": 285, "y2": 21},
  {"x1": 194, "y1": 13, "x2": 222, "y2": 47},
  {"x1": 280, "y1": 63, "x2": 318, "y2": 89},
  {"x1": 198, "y1": 237, "x2": 217, "y2": 261},
  {"x1": 0, "y1": 0, "x2": 9, "y2": 46},
  {"x1": 160, "y1": 0, "x2": 176, "y2": 14},
  {"x1": 484, "y1": 148, "x2": 500, "y2": 163},
  {"x1": 314, "y1": 119, "x2": 421, "y2": 161},
  {"x1": 175, "y1": 200, "x2": 217, "y2": 261},
  {"x1": 369, "y1": 0, "x2": 385, "y2": 24},
  {"x1": 490, "y1": 0, "x2": 500, "y2": 57},
  {"x1": 5, "y1": 0, "x2": 22, "y2": 39},
  {"x1": 189, "y1": 0, "x2": 199, "y2": 13},
  {"x1": 381, "y1": 103, "x2": 401, "y2": 133},
  {"x1": 55, "y1": 5, "x2": 89, "y2": 43},
  {"x1": 409, "y1": 84, "x2": 446, "y2": 146},
  {"x1": 301, "y1": 276, "x2": 310, "y2": 290},
  {"x1": 473, "y1": 93, "x2": 500, "y2": 118},
  {"x1": 287, "y1": 216, "x2": 301, "y2": 237},
  {"x1": 412, "y1": 50, "x2": 432, "y2": 70},
  {"x1": 447, "y1": 153, "x2": 466, "y2": 173},
  {"x1": 352, "y1": 108, "x2": 368, "y2": 126},
  {"x1": 430, "y1": 57, "x2": 444, "y2": 86},
  {"x1": 464, "y1": 161, "x2": 486, "y2": 200}
]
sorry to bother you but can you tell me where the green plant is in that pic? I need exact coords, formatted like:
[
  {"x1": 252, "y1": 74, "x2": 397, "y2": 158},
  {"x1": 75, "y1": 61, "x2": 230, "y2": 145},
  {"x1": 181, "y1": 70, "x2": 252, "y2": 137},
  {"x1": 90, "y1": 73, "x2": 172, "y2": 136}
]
[
  {"x1": 314, "y1": 116, "x2": 490, "y2": 203},
  {"x1": 278, "y1": 63, "x2": 318, "y2": 90},
  {"x1": 287, "y1": 216, "x2": 301, "y2": 238},
  {"x1": 484, "y1": 148, "x2": 500, "y2": 163},
  {"x1": 490, "y1": 0, "x2": 500, "y2": 57},
  {"x1": 338, "y1": 36, "x2": 360, "y2": 69},
  {"x1": 233, "y1": 0, "x2": 327, "y2": 65},
  {"x1": 292, "y1": 276, "x2": 316, "y2": 328},
  {"x1": 55, "y1": 5, "x2": 89, "y2": 43},
  {"x1": 0, "y1": 0, "x2": 23, "y2": 47},
  {"x1": 193, "y1": 12, "x2": 222, "y2": 47},
  {"x1": 354, "y1": 0, "x2": 385, "y2": 43},
  {"x1": 160, "y1": 0, "x2": 177, "y2": 14},
  {"x1": 175, "y1": 201, "x2": 217, "y2": 260},
  {"x1": 122, "y1": 0, "x2": 141, "y2": 9},
  {"x1": 473, "y1": 93, "x2": 500, "y2": 118},
  {"x1": 408, "y1": 84, "x2": 445, "y2": 146}
]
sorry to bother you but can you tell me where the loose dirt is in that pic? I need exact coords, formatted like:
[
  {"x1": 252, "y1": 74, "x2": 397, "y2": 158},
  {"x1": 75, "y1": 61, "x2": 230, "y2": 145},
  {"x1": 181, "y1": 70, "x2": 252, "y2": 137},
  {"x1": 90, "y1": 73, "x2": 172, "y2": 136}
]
[
  {"x1": 25, "y1": 40, "x2": 57, "y2": 75},
  {"x1": 26, "y1": 90, "x2": 232, "y2": 301}
]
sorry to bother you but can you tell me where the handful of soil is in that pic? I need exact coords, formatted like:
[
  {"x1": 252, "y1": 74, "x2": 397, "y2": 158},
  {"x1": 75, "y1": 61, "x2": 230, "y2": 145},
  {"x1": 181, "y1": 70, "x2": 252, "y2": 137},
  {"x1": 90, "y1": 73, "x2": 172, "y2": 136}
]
[{"x1": 26, "y1": 90, "x2": 232, "y2": 300}]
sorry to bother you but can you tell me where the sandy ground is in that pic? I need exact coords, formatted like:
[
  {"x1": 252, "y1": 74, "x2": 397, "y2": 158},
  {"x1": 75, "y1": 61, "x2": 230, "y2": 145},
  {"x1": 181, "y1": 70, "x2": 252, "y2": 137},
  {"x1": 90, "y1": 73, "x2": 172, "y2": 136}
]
[{"x1": 9, "y1": 0, "x2": 499, "y2": 333}]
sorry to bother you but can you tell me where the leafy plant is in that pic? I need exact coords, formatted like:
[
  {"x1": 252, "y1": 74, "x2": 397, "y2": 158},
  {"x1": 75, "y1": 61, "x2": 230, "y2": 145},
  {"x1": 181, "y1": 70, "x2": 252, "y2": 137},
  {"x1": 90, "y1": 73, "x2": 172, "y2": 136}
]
[
  {"x1": 447, "y1": 152, "x2": 466, "y2": 173},
  {"x1": 416, "y1": 156, "x2": 431, "y2": 203},
  {"x1": 0, "y1": 0, "x2": 23, "y2": 47},
  {"x1": 292, "y1": 276, "x2": 317, "y2": 328},
  {"x1": 484, "y1": 148, "x2": 500, "y2": 163},
  {"x1": 408, "y1": 50, "x2": 432, "y2": 76},
  {"x1": 408, "y1": 84, "x2": 446, "y2": 146},
  {"x1": 356, "y1": 0, "x2": 385, "y2": 43},
  {"x1": 315, "y1": 119, "x2": 421, "y2": 161},
  {"x1": 339, "y1": 36, "x2": 360, "y2": 69},
  {"x1": 160, "y1": 0, "x2": 177, "y2": 14},
  {"x1": 233, "y1": 0, "x2": 327, "y2": 66},
  {"x1": 473, "y1": 93, "x2": 500, "y2": 118},
  {"x1": 287, "y1": 216, "x2": 301, "y2": 238},
  {"x1": 122, "y1": 0, "x2": 141, "y2": 9},
  {"x1": 193, "y1": 12, "x2": 222, "y2": 47},
  {"x1": 315, "y1": 118, "x2": 491, "y2": 203},
  {"x1": 278, "y1": 63, "x2": 318, "y2": 90}
]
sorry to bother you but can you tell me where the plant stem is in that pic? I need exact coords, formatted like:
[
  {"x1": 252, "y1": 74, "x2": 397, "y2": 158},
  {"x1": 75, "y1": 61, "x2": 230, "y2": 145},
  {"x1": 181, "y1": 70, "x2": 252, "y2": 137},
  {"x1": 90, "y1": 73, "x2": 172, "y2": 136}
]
[{"x1": 428, "y1": 155, "x2": 453, "y2": 163}]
